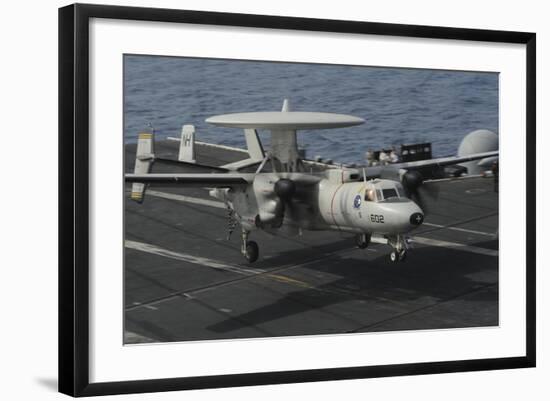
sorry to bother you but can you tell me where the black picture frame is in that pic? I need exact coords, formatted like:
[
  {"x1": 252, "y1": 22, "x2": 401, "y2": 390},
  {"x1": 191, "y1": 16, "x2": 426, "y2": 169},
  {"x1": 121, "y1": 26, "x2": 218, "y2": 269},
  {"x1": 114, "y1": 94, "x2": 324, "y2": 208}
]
[{"x1": 59, "y1": 3, "x2": 536, "y2": 397}]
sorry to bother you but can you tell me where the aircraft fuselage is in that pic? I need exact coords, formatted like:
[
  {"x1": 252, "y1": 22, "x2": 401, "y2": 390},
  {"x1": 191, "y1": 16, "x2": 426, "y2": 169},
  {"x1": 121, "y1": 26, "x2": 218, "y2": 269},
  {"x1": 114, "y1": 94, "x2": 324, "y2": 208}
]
[{"x1": 215, "y1": 174, "x2": 424, "y2": 237}]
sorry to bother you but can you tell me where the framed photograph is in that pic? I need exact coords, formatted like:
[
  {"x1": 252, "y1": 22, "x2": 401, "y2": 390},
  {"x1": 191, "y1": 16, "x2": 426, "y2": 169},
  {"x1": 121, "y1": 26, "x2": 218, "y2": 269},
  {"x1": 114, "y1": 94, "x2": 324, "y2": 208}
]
[{"x1": 59, "y1": 3, "x2": 536, "y2": 397}]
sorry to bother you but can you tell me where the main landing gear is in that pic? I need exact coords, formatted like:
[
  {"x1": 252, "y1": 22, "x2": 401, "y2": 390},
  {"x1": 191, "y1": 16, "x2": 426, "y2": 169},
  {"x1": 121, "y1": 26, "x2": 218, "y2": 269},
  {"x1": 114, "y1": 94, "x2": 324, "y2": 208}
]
[
  {"x1": 355, "y1": 233, "x2": 371, "y2": 249},
  {"x1": 387, "y1": 234, "x2": 408, "y2": 263},
  {"x1": 241, "y1": 229, "x2": 259, "y2": 263}
]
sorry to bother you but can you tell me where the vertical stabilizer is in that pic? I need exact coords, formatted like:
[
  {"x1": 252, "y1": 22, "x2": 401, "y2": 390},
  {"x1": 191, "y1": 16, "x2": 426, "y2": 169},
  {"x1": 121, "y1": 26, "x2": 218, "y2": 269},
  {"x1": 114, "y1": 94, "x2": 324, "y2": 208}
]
[
  {"x1": 244, "y1": 129, "x2": 265, "y2": 161},
  {"x1": 178, "y1": 124, "x2": 196, "y2": 162},
  {"x1": 130, "y1": 132, "x2": 155, "y2": 203}
]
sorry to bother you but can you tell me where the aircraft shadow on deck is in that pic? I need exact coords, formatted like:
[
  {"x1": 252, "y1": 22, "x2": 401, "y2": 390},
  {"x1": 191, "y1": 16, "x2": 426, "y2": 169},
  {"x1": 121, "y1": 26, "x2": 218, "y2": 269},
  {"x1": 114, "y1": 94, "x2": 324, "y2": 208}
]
[
  {"x1": 125, "y1": 239, "x2": 498, "y2": 343},
  {"x1": 205, "y1": 242, "x2": 498, "y2": 336}
]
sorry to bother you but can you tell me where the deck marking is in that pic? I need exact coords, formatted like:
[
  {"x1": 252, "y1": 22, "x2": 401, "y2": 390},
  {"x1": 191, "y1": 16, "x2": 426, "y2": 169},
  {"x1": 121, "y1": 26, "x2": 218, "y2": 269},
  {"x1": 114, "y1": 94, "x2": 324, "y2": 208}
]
[
  {"x1": 125, "y1": 240, "x2": 265, "y2": 275},
  {"x1": 146, "y1": 190, "x2": 226, "y2": 209},
  {"x1": 125, "y1": 246, "x2": 362, "y2": 311},
  {"x1": 466, "y1": 188, "x2": 488, "y2": 194},
  {"x1": 412, "y1": 236, "x2": 498, "y2": 257},
  {"x1": 132, "y1": 301, "x2": 158, "y2": 311},
  {"x1": 266, "y1": 274, "x2": 313, "y2": 289},
  {"x1": 422, "y1": 222, "x2": 495, "y2": 237}
]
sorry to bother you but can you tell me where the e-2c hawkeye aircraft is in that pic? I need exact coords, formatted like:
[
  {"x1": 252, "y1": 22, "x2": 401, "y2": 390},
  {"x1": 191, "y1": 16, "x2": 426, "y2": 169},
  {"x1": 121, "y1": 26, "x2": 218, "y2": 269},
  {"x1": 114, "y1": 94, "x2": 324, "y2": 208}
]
[{"x1": 126, "y1": 100, "x2": 498, "y2": 263}]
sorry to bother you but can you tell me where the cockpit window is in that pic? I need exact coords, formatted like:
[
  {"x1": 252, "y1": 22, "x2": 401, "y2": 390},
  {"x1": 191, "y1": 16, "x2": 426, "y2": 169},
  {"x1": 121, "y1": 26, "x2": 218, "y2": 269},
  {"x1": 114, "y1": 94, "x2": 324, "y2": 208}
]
[
  {"x1": 382, "y1": 188, "x2": 399, "y2": 200},
  {"x1": 366, "y1": 184, "x2": 406, "y2": 202},
  {"x1": 364, "y1": 189, "x2": 376, "y2": 201}
]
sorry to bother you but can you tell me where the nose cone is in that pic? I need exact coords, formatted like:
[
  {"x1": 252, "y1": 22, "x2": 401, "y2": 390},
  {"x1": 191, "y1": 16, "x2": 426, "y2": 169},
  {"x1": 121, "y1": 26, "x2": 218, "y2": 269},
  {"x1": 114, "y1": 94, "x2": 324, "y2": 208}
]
[
  {"x1": 410, "y1": 212, "x2": 424, "y2": 226},
  {"x1": 372, "y1": 200, "x2": 424, "y2": 234}
]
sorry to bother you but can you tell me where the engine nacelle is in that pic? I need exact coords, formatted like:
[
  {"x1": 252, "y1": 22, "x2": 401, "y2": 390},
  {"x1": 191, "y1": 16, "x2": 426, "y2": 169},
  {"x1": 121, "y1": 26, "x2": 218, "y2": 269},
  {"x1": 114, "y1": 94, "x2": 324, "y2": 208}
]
[
  {"x1": 253, "y1": 174, "x2": 284, "y2": 226},
  {"x1": 257, "y1": 198, "x2": 283, "y2": 225}
]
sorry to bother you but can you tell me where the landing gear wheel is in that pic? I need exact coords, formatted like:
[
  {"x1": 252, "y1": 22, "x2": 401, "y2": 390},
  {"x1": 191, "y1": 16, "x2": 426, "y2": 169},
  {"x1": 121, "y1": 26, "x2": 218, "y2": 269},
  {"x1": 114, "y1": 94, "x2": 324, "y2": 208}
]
[
  {"x1": 389, "y1": 250, "x2": 399, "y2": 263},
  {"x1": 398, "y1": 249, "x2": 407, "y2": 262},
  {"x1": 245, "y1": 241, "x2": 259, "y2": 263},
  {"x1": 355, "y1": 233, "x2": 371, "y2": 249}
]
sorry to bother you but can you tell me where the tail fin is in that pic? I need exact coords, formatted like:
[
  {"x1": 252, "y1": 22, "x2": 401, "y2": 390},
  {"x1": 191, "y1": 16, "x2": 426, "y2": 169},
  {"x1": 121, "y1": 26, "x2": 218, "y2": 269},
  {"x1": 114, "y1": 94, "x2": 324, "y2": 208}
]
[
  {"x1": 244, "y1": 129, "x2": 265, "y2": 161},
  {"x1": 178, "y1": 124, "x2": 196, "y2": 162},
  {"x1": 221, "y1": 129, "x2": 265, "y2": 171},
  {"x1": 130, "y1": 132, "x2": 155, "y2": 203}
]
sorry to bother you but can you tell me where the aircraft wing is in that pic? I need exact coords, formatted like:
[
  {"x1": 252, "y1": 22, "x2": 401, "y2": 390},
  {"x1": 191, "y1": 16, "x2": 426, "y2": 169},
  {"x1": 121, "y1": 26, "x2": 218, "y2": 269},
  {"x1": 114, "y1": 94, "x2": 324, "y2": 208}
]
[
  {"x1": 125, "y1": 173, "x2": 254, "y2": 187},
  {"x1": 362, "y1": 150, "x2": 499, "y2": 180},
  {"x1": 392, "y1": 150, "x2": 498, "y2": 170}
]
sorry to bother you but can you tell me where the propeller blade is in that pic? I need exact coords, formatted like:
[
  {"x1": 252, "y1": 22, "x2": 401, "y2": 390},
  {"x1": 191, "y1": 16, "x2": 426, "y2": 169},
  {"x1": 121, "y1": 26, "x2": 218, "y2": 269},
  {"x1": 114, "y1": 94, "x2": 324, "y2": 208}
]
[
  {"x1": 401, "y1": 170, "x2": 423, "y2": 195},
  {"x1": 413, "y1": 182, "x2": 439, "y2": 215},
  {"x1": 400, "y1": 169, "x2": 440, "y2": 215}
]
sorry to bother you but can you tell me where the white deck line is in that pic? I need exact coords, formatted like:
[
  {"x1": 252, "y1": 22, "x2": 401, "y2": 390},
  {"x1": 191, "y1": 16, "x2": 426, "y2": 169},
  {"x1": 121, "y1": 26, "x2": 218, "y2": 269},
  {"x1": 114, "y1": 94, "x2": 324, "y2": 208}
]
[
  {"x1": 146, "y1": 190, "x2": 226, "y2": 209},
  {"x1": 125, "y1": 240, "x2": 265, "y2": 275},
  {"x1": 422, "y1": 222, "x2": 496, "y2": 237},
  {"x1": 411, "y1": 237, "x2": 498, "y2": 257}
]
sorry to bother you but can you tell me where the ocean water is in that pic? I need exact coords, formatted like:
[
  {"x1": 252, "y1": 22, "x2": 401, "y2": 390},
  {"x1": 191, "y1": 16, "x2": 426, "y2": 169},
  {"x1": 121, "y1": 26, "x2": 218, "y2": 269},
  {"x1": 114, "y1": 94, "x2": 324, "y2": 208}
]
[{"x1": 124, "y1": 55, "x2": 498, "y2": 164}]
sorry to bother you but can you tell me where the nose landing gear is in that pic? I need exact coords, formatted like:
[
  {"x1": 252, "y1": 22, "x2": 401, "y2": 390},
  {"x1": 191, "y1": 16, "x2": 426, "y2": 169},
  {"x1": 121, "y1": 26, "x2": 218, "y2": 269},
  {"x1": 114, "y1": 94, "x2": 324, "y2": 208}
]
[
  {"x1": 387, "y1": 234, "x2": 408, "y2": 263},
  {"x1": 389, "y1": 249, "x2": 407, "y2": 263}
]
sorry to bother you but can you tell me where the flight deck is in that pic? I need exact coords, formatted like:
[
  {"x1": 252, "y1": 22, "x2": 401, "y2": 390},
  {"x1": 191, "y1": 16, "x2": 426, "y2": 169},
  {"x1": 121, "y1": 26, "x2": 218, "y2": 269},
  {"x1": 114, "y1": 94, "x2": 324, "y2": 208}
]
[{"x1": 124, "y1": 140, "x2": 499, "y2": 344}]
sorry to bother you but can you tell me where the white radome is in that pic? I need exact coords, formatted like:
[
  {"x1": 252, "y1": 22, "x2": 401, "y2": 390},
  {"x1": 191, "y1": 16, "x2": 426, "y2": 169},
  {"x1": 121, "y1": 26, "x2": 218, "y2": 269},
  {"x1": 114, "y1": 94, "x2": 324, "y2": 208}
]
[{"x1": 457, "y1": 129, "x2": 498, "y2": 174}]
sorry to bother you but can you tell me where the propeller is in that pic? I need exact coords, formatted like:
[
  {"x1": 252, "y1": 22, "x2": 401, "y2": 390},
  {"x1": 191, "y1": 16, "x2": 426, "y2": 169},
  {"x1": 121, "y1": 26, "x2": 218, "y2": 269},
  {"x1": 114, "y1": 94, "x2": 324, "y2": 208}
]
[
  {"x1": 252, "y1": 175, "x2": 301, "y2": 228},
  {"x1": 252, "y1": 164, "x2": 319, "y2": 228},
  {"x1": 274, "y1": 178, "x2": 296, "y2": 201},
  {"x1": 400, "y1": 170, "x2": 439, "y2": 214},
  {"x1": 252, "y1": 150, "x2": 321, "y2": 228},
  {"x1": 252, "y1": 154, "x2": 297, "y2": 227}
]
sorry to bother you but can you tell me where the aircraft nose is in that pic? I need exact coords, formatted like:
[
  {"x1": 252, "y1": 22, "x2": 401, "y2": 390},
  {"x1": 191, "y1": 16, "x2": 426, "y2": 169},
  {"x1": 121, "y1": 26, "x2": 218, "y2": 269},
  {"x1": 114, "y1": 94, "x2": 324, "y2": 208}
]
[{"x1": 409, "y1": 212, "x2": 424, "y2": 226}]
